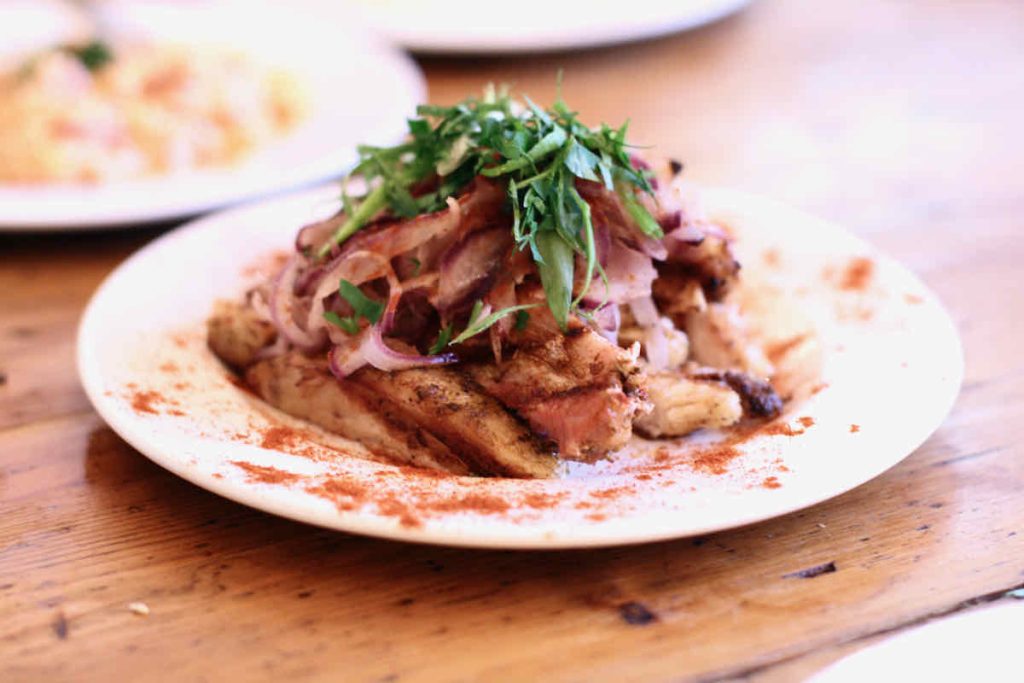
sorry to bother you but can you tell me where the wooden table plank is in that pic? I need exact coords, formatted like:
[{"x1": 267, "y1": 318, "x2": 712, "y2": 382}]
[{"x1": 2, "y1": 0, "x2": 1023, "y2": 680}]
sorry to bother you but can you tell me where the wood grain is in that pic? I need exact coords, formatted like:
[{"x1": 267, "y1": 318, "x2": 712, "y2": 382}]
[{"x1": 2, "y1": 0, "x2": 1023, "y2": 680}]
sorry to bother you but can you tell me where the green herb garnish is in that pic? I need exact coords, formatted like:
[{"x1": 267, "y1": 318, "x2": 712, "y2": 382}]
[
  {"x1": 315, "y1": 84, "x2": 660, "y2": 338},
  {"x1": 65, "y1": 41, "x2": 114, "y2": 72},
  {"x1": 428, "y1": 324, "x2": 454, "y2": 355},
  {"x1": 323, "y1": 279, "x2": 384, "y2": 334},
  {"x1": 449, "y1": 300, "x2": 537, "y2": 346}
]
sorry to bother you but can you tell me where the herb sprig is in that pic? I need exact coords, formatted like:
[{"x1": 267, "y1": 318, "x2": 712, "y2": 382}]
[
  {"x1": 66, "y1": 41, "x2": 114, "y2": 72},
  {"x1": 318, "y1": 84, "x2": 661, "y2": 337},
  {"x1": 323, "y1": 279, "x2": 384, "y2": 334}
]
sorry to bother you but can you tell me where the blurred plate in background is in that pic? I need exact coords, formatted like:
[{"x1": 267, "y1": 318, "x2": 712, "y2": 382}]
[
  {"x1": 0, "y1": 1, "x2": 424, "y2": 230},
  {"x1": 348, "y1": 0, "x2": 753, "y2": 54}
]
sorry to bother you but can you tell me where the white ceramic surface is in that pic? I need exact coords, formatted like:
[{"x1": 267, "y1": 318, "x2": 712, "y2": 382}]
[
  {"x1": 811, "y1": 602, "x2": 1024, "y2": 682},
  {"x1": 77, "y1": 186, "x2": 962, "y2": 548},
  {"x1": 350, "y1": 0, "x2": 753, "y2": 54},
  {"x1": 0, "y1": 2, "x2": 424, "y2": 230}
]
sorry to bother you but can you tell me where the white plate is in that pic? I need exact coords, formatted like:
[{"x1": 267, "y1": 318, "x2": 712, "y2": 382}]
[
  {"x1": 77, "y1": 186, "x2": 962, "y2": 549},
  {"x1": 811, "y1": 602, "x2": 1024, "y2": 682},
  {"x1": 348, "y1": 0, "x2": 753, "y2": 54},
  {"x1": 0, "y1": 2, "x2": 424, "y2": 230}
]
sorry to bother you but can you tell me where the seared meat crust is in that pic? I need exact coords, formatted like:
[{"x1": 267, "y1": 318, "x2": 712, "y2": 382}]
[
  {"x1": 245, "y1": 351, "x2": 556, "y2": 478},
  {"x1": 466, "y1": 326, "x2": 649, "y2": 460},
  {"x1": 207, "y1": 300, "x2": 277, "y2": 369}
]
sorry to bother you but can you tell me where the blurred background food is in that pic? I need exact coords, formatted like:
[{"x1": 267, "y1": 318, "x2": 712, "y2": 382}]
[{"x1": 0, "y1": 40, "x2": 305, "y2": 183}]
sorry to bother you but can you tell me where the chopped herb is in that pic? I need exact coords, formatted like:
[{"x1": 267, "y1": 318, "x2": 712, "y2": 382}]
[
  {"x1": 428, "y1": 324, "x2": 453, "y2": 354},
  {"x1": 450, "y1": 301, "x2": 537, "y2": 346},
  {"x1": 514, "y1": 310, "x2": 530, "y2": 331},
  {"x1": 314, "y1": 84, "x2": 659, "y2": 341},
  {"x1": 323, "y1": 279, "x2": 384, "y2": 335},
  {"x1": 323, "y1": 311, "x2": 359, "y2": 335},
  {"x1": 65, "y1": 41, "x2": 114, "y2": 72}
]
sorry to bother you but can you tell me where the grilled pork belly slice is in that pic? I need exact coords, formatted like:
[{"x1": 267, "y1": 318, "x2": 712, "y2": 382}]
[
  {"x1": 467, "y1": 326, "x2": 649, "y2": 460},
  {"x1": 633, "y1": 366, "x2": 782, "y2": 438},
  {"x1": 349, "y1": 365, "x2": 557, "y2": 478},
  {"x1": 686, "y1": 367, "x2": 783, "y2": 418},
  {"x1": 207, "y1": 300, "x2": 277, "y2": 369},
  {"x1": 684, "y1": 302, "x2": 775, "y2": 379},
  {"x1": 246, "y1": 352, "x2": 470, "y2": 474},
  {"x1": 634, "y1": 372, "x2": 743, "y2": 438},
  {"x1": 245, "y1": 352, "x2": 556, "y2": 478}
]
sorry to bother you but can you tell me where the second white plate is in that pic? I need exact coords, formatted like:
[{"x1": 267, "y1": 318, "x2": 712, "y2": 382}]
[
  {"x1": 350, "y1": 0, "x2": 753, "y2": 54},
  {"x1": 0, "y1": 2, "x2": 424, "y2": 230}
]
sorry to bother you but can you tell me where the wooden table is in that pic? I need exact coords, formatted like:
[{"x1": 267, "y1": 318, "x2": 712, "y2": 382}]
[{"x1": 3, "y1": 0, "x2": 1022, "y2": 680}]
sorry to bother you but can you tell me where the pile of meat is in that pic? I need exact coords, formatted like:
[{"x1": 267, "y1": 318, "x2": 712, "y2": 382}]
[{"x1": 208, "y1": 160, "x2": 782, "y2": 478}]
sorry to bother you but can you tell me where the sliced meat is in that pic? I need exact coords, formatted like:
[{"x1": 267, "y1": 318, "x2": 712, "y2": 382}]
[
  {"x1": 662, "y1": 231, "x2": 740, "y2": 301},
  {"x1": 652, "y1": 271, "x2": 707, "y2": 325},
  {"x1": 684, "y1": 302, "x2": 774, "y2": 379},
  {"x1": 467, "y1": 326, "x2": 649, "y2": 460},
  {"x1": 348, "y1": 366, "x2": 557, "y2": 478},
  {"x1": 246, "y1": 353, "x2": 470, "y2": 474},
  {"x1": 207, "y1": 299, "x2": 277, "y2": 369},
  {"x1": 633, "y1": 372, "x2": 743, "y2": 438},
  {"x1": 246, "y1": 352, "x2": 557, "y2": 477},
  {"x1": 688, "y1": 367, "x2": 783, "y2": 418}
]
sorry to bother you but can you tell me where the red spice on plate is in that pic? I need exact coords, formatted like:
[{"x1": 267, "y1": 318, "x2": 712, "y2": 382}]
[
  {"x1": 259, "y1": 425, "x2": 302, "y2": 451},
  {"x1": 762, "y1": 476, "x2": 782, "y2": 489},
  {"x1": 850, "y1": 424, "x2": 861, "y2": 433},
  {"x1": 839, "y1": 256, "x2": 874, "y2": 291},
  {"x1": 798, "y1": 416, "x2": 815, "y2": 428},
  {"x1": 130, "y1": 389, "x2": 165, "y2": 415},
  {"x1": 231, "y1": 460, "x2": 301, "y2": 485}
]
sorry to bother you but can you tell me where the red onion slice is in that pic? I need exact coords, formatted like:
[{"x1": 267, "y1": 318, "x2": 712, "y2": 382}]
[
  {"x1": 328, "y1": 325, "x2": 458, "y2": 379},
  {"x1": 628, "y1": 295, "x2": 660, "y2": 328},
  {"x1": 436, "y1": 227, "x2": 510, "y2": 314},
  {"x1": 593, "y1": 244, "x2": 658, "y2": 304},
  {"x1": 665, "y1": 222, "x2": 706, "y2": 245},
  {"x1": 305, "y1": 249, "x2": 392, "y2": 336},
  {"x1": 269, "y1": 255, "x2": 326, "y2": 351},
  {"x1": 643, "y1": 322, "x2": 670, "y2": 371}
]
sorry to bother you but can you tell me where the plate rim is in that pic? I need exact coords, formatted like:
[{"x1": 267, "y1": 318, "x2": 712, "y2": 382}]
[{"x1": 363, "y1": 0, "x2": 752, "y2": 54}]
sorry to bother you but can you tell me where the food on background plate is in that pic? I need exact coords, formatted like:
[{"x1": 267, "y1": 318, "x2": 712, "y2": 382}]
[
  {"x1": 208, "y1": 87, "x2": 782, "y2": 478},
  {"x1": 0, "y1": 40, "x2": 305, "y2": 183}
]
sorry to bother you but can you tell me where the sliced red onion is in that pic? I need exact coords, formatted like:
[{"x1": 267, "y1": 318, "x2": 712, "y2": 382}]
[
  {"x1": 339, "y1": 196, "x2": 462, "y2": 263},
  {"x1": 588, "y1": 303, "x2": 621, "y2": 344},
  {"x1": 295, "y1": 213, "x2": 343, "y2": 254},
  {"x1": 254, "y1": 334, "x2": 289, "y2": 361},
  {"x1": 595, "y1": 246, "x2": 658, "y2": 304},
  {"x1": 665, "y1": 221, "x2": 705, "y2": 246},
  {"x1": 436, "y1": 227, "x2": 510, "y2": 314},
  {"x1": 293, "y1": 264, "x2": 325, "y2": 296},
  {"x1": 633, "y1": 233, "x2": 668, "y2": 261},
  {"x1": 269, "y1": 255, "x2": 326, "y2": 351},
  {"x1": 328, "y1": 325, "x2": 457, "y2": 379},
  {"x1": 305, "y1": 249, "x2": 391, "y2": 336},
  {"x1": 658, "y1": 210, "x2": 682, "y2": 232},
  {"x1": 644, "y1": 322, "x2": 670, "y2": 371},
  {"x1": 628, "y1": 295, "x2": 660, "y2": 328}
]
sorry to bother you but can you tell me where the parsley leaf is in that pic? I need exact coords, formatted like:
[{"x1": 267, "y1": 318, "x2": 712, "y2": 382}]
[
  {"x1": 322, "y1": 280, "x2": 384, "y2": 335},
  {"x1": 66, "y1": 41, "x2": 114, "y2": 72},
  {"x1": 339, "y1": 280, "x2": 384, "y2": 323},
  {"x1": 428, "y1": 324, "x2": 453, "y2": 354},
  {"x1": 450, "y1": 301, "x2": 537, "y2": 346}
]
